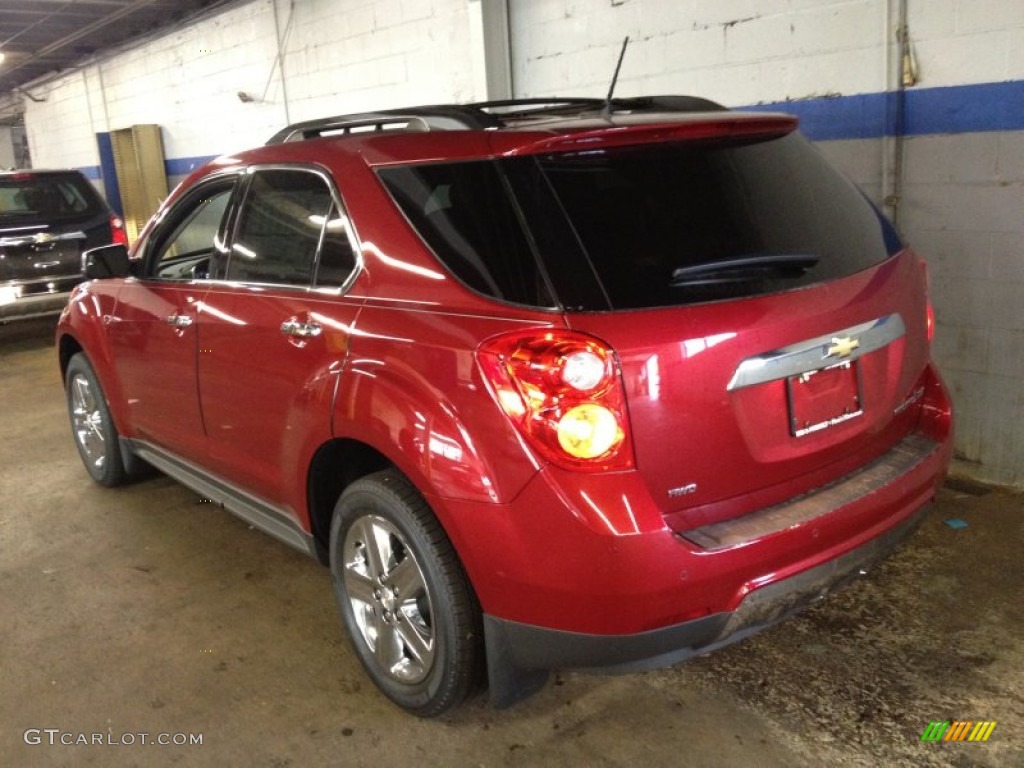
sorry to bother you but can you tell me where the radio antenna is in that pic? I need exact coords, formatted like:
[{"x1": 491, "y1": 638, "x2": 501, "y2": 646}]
[{"x1": 602, "y1": 36, "x2": 630, "y2": 119}]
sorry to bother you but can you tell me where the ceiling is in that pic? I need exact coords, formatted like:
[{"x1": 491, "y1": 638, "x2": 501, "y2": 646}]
[{"x1": 0, "y1": 0, "x2": 235, "y2": 106}]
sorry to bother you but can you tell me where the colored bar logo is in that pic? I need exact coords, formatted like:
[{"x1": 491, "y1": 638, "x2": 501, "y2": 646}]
[{"x1": 920, "y1": 721, "x2": 997, "y2": 742}]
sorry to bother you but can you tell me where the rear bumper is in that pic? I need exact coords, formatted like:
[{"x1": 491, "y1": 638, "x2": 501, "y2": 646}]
[
  {"x1": 0, "y1": 284, "x2": 75, "y2": 322},
  {"x1": 484, "y1": 498, "x2": 929, "y2": 706},
  {"x1": 431, "y1": 363, "x2": 953, "y2": 705}
]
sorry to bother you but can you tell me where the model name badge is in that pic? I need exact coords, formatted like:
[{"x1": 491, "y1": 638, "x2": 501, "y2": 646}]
[{"x1": 668, "y1": 483, "x2": 698, "y2": 499}]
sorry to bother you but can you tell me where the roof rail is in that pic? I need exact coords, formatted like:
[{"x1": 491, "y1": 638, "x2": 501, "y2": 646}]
[{"x1": 266, "y1": 95, "x2": 729, "y2": 144}]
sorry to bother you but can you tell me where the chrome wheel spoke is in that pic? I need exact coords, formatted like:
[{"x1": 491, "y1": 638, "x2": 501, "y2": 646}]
[
  {"x1": 363, "y1": 518, "x2": 392, "y2": 579},
  {"x1": 70, "y1": 373, "x2": 107, "y2": 469},
  {"x1": 388, "y1": 557, "x2": 425, "y2": 599},
  {"x1": 375, "y1": 620, "x2": 402, "y2": 668},
  {"x1": 343, "y1": 513, "x2": 436, "y2": 686},
  {"x1": 395, "y1": 611, "x2": 433, "y2": 668},
  {"x1": 343, "y1": 568, "x2": 377, "y2": 606}
]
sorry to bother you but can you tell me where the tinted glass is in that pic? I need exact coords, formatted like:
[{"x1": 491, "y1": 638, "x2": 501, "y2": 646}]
[
  {"x1": 0, "y1": 173, "x2": 104, "y2": 221},
  {"x1": 377, "y1": 161, "x2": 555, "y2": 307},
  {"x1": 227, "y1": 170, "x2": 333, "y2": 286},
  {"x1": 314, "y1": 203, "x2": 358, "y2": 288},
  {"x1": 153, "y1": 185, "x2": 233, "y2": 280},
  {"x1": 525, "y1": 133, "x2": 902, "y2": 310}
]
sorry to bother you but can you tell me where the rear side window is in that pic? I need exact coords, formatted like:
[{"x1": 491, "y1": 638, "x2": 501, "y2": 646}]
[
  {"x1": 0, "y1": 173, "x2": 104, "y2": 221},
  {"x1": 523, "y1": 133, "x2": 902, "y2": 310},
  {"x1": 227, "y1": 170, "x2": 334, "y2": 287},
  {"x1": 377, "y1": 161, "x2": 555, "y2": 308}
]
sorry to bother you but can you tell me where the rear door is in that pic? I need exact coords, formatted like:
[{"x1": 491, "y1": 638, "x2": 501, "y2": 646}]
[{"x1": 196, "y1": 167, "x2": 361, "y2": 508}]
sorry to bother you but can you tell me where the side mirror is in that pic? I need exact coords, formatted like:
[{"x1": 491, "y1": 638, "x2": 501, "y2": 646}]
[{"x1": 83, "y1": 244, "x2": 132, "y2": 279}]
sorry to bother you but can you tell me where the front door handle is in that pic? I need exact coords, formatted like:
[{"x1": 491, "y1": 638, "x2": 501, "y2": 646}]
[
  {"x1": 280, "y1": 319, "x2": 322, "y2": 339},
  {"x1": 165, "y1": 313, "x2": 194, "y2": 329}
]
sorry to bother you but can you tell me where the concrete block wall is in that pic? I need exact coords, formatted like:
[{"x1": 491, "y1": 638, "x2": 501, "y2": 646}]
[
  {"x1": 23, "y1": 0, "x2": 486, "y2": 187},
  {"x1": 0, "y1": 126, "x2": 16, "y2": 168}
]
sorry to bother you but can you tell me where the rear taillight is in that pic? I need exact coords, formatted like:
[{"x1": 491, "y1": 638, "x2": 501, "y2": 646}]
[
  {"x1": 918, "y1": 256, "x2": 934, "y2": 343},
  {"x1": 476, "y1": 330, "x2": 634, "y2": 472},
  {"x1": 109, "y1": 214, "x2": 129, "y2": 247}
]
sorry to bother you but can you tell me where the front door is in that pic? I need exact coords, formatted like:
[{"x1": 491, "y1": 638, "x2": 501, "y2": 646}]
[{"x1": 108, "y1": 177, "x2": 238, "y2": 460}]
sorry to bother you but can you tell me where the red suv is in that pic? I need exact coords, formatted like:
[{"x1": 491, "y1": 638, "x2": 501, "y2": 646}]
[{"x1": 57, "y1": 97, "x2": 953, "y2": 716}]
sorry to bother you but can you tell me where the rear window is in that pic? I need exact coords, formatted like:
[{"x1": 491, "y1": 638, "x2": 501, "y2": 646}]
[
  {"x1": 378, "y1": 132, "x2": 901, "y2": 311},
  {"x1": 0, "y1": 173, "x2": 105, "y2": 221}
]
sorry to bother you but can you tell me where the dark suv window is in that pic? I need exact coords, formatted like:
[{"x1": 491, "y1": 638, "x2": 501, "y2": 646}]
[
  {"x1": 378, "y1": 134, "x2": 902, "y2": 311},
  {"x1": 0, "y1": 172, "x2": 105, "y2": 221}
]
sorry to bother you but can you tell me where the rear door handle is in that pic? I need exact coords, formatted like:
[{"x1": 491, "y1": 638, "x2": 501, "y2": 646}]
[
  {"x1": 280, "y1": 319, "x2": 322, "y2": 338},
  {"x1": 165, "y1": 313, "x2": 194, "y2": 329}
]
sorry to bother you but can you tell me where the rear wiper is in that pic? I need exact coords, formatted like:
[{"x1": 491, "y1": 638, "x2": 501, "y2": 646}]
[{"x1": 670, "y1": 254, "x2": 819, "y2": 286}]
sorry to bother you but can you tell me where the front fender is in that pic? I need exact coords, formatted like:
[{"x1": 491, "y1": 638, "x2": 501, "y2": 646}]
[{"x1": 57, "y1": 282, "x2": 132, "y2": 435}]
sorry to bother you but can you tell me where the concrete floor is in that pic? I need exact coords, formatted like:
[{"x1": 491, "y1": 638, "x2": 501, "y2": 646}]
[{"x1": 2, "y1": 316, "x2": 1022, "y2": 768}]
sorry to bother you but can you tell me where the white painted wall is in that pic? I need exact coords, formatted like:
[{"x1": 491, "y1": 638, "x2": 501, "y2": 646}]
[
  {"x1": 23, "y1": 0, "x2": 487, "y2": 172},
  {"x1": 509, "y1": 0, "x2": 1024, "y2": 104},
  {"x1": 0, "y1": 127, "x2": 15, "y2": 168}
]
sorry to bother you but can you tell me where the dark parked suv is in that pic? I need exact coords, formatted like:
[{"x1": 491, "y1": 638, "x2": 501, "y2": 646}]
[
  {"x1": 0, "y1": 169, "x2": 127, "y2": 322},
  {"x1": 56, "y1": 97, "x2": 953, "y2": 716}
]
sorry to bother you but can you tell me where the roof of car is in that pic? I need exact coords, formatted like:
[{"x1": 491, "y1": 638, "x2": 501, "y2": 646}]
[
  {"x1": 249, "y1": 96, "x2": 799, "y2": 168},
  {"x1": 0, "y1": 169, "x2": 90, "y2": 177},
  {"x1": 266, "y1": 96, "x2": 731, "y2": 143},
  {"x1": 262, "y1": 94, "x2": 798, "y2": 143}
]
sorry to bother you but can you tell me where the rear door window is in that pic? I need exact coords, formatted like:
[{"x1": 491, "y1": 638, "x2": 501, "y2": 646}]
[{"x1": 226, "y1": 169, "x2": 336, "y2": 287}]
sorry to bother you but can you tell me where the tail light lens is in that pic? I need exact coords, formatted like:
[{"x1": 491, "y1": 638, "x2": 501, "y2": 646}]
[
  {"x1": 918, "y1": 256, "x2": 934, "y2": 343},
  {"x1": 476, "y1": 330, "x2": 634, "y2": 472},
  {"x1": 109, "y1": 214, "x2": 129, "y2": 247}
]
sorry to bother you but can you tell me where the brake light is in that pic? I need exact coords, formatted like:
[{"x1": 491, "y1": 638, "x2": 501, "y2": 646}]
[
  {"x1": 918, "y1": 256, "x2": 934, "y2": 344},
  {"x1": 476, "y1": 330, "x2": 634, "y2": 471},
  {"x1": 109, "y1": 214, "x2": 129, "y2": 247}
]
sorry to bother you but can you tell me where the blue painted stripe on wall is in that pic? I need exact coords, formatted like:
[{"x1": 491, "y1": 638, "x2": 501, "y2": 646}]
[
  {"x1": 74, "y1": 155, "x2": 215, "y2": 187},
  {"x1": 74, "y1": 79, "x2": 1024, "y2": 183},
  {"x1": 95, "y1": 133, "x2": 123, "y2": 217},
  {"x1": 165, "y1": 155, "x2": 217, "y2": 176},
  {"x1": 741, "y1": 79, "x2": 1024, "y2": 141}
]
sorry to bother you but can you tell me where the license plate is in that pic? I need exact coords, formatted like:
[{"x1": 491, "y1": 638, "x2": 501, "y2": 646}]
[
  {"x1": 787, "y1": 361, "x2": 862, "y2": 437},
  {"x1": 0, "y1": 285, "x2": 20, "y2": 306}
]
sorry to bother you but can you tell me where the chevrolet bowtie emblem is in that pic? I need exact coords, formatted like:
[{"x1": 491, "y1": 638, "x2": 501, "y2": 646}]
[
  {"x1": 33, "y1": 232, "x2": 55, "y2": 244},
  {"x1": 826, "y1": 336, "x2": 861, "y2": 358}
]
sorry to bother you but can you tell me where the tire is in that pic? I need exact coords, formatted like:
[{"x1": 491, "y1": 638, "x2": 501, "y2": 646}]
[
  {"x1": 329, "y1": 469, "x2": 483, "y2": 717},
  {"x1": 65, "y1": 352, "x2": 127, "y2": 487}
]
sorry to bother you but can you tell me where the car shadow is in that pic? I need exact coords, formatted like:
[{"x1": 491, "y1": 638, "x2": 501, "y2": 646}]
[{"x1": 0, "y1": 315, "x2": 60, "y2": 353}]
